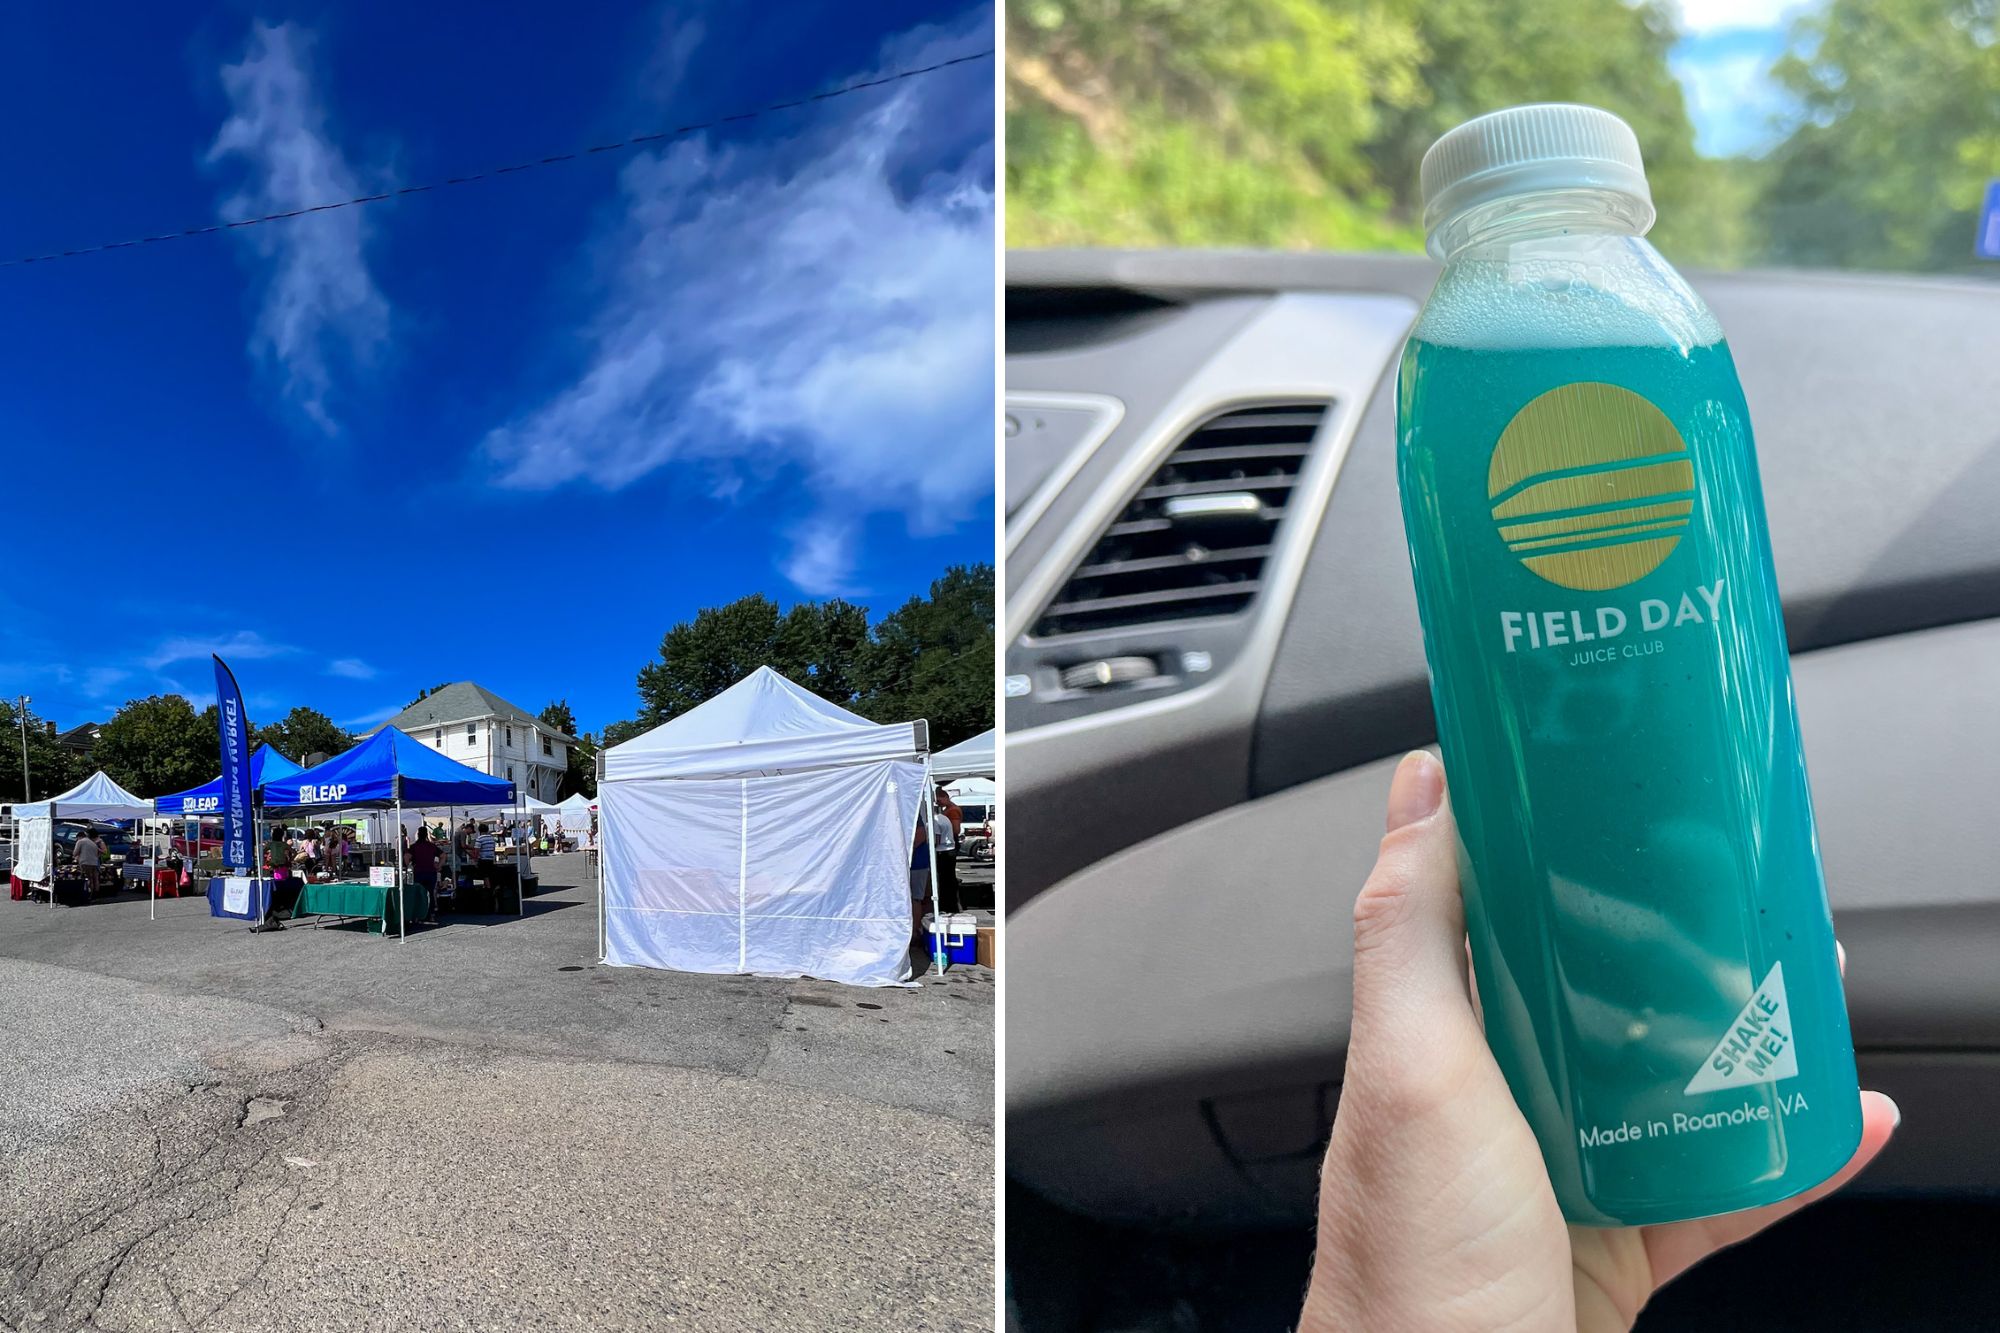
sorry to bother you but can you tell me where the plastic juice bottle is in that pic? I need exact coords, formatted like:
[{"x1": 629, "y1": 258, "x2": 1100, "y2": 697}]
[{"x1": 1396, "y1": 104, "x2": 1861, "y2": 1226}]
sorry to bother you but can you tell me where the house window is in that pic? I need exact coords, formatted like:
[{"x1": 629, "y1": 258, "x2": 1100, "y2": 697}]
[
  {"x1": 507, "y1": 765, "x2": 514, "y2": 780},
  {"x1": 542, "y1": 736, "x2": 552, "y2": 756},
  {"x1": 466, "y1": 722, "x2": 477, "y2": 743},
  {"x1": 434, "y1": 729, "x2": 442, "y2": 746},
  {"x1": 505, "y1": 726, "x2": 513, "y2": 746}
]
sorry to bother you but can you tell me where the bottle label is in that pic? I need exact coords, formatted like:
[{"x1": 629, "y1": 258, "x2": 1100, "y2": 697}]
[
  {"x1": 1488, "y1": 381, "x2": 1691, "y2": 590},
  {"x1": 1484, "y1": 381, "x2": 1729, "y2": 663}
]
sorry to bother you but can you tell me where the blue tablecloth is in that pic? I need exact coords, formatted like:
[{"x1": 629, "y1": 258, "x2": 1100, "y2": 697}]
[{"x1": 205, "y1": 877, "x2": 273, "y2": 921}]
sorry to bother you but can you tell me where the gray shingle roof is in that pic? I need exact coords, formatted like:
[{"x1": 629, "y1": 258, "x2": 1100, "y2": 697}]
[{"x1": 368, "y1": 682, "x2": 576, "y2": 742}]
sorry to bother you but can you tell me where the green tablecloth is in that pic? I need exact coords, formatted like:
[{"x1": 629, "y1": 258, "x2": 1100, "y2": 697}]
[{"x1": 293, "y1": 879, "x2": 430, "y2": 935}]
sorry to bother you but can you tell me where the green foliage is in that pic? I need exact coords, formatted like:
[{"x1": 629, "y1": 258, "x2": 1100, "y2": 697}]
[
  {"x1": 93, "y1": 695, "x2": 216, "y2": 797},
  {"x1": 600, "y1": 719, "x2": 647, "y2": 749},
  {"x1": 542, "y1": 701, "x2": 597, "y2": 799},
  {"x1": 1757, "y1": 0, "x2": 2000, "y2": 272},
  {"x1": 256, "y1": 708, "x2": 352, "y2": 766},
  {"x1": 0, "y1": 698, "x2": 89, "y2": 804},
  {"x1": 1008, "y1": 0, "x2": 2000, "y2": 276},
  {"x1": 405, "y1": 682, "x2": 452, "y2": 709},
  {"x1": 538, "y1": 700, "x2": 578, "y2": 738},
  {"x1": 636, "y1": 594, "x2": 872, "y2": 723},
  {"x1": 856, "y1": 565, "x2": 995, "y2": 751},
  {"x1": 629, "y1": 565, "x2": 996, "y2": 751}
]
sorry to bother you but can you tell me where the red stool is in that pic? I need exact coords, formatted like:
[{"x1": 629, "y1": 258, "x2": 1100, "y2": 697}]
[{"x1": 153, "y1": 867, "x2": 181, "y2": 899}]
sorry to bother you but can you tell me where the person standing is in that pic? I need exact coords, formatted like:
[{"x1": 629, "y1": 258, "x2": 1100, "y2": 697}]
[
  {"x1": 408, "y1": 826, "x2": 443, "y2": 925},
  {"x1": 71, "y1": 827, "x2": 101, "y2": 896},
  {"x1": 931, "y1": 784, "x2": 960, "y2": 915},
  {"x1": 909, "y1": 817, "x2": 931, "y2": 948},
  {"x1": 257, "y1": 825, "x2": 295, "y2": 933}
]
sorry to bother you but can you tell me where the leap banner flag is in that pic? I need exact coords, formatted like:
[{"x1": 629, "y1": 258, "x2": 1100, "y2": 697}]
[{"x1": 214, "y1": 655, "x2": 255, "y2": 874}]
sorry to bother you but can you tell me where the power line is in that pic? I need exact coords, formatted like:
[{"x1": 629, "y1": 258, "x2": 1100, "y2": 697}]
[{"x1": 0, "y1": 47, "x2": 993, "y2": 272}]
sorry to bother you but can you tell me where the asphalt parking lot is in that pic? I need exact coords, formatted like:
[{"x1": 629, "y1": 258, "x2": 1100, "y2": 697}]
[{"x1": 0, "y1": 853, "x2": 994, "y2": 1331}]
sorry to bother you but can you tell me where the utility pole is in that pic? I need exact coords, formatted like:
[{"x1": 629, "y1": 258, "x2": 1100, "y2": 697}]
[{"x1": 16, "y1": 695, "x2": 30, "y2": 804}]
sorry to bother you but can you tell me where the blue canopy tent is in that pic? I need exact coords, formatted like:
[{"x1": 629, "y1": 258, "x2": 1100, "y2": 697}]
[
  {"x1": 154, "y1": 745, "x2": 304, "y2": 815},
  {"x1": 260, "y1": 727, "x2": 516, "y2": 940},
  {"x1": 147, "y1": 745, "x2": 304, "y2": 922}
]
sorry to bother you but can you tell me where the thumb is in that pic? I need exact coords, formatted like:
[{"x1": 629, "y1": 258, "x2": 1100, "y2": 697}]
[{"x1": 1347, "y1": 751, "x2": 1479, "y2": 1058}]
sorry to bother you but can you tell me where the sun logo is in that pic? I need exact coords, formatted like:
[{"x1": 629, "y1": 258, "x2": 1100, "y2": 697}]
[{"x1": 1489, "y1": 382, "x2": 1694, "y2": 591}]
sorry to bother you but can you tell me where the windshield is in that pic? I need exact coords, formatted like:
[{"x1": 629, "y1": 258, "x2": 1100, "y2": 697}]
[{"x1": 1006, "y1": 0, "x2": 1999, "y2": 276}]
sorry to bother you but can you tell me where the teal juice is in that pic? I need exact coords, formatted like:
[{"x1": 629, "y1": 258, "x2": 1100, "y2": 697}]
[{"x1": 1398, "y1": 325, "x2": 1862, "y2": 1225}]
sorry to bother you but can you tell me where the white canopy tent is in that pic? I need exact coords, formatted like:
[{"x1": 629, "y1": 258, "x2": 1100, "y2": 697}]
[
  {"x1": 598, "y1": 667, "x2": 930, "y2": 987},
  {"x1": 12, "y1": 771, "x2": 156, "y2": 902},
  {"x1": 556, "y1": 792, "x2": 596, "y2": 846},
  {"x1": 929, "y1": 728, "x2": 995, "y2": 781}
]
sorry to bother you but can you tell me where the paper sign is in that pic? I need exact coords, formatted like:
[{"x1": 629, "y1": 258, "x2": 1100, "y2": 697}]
[
  {"x1": 223, "y1": 877, "x2": 252, "y2": 915},
  {"x1": 368, "y1": 866, "x2": 396, "y2": 888}
]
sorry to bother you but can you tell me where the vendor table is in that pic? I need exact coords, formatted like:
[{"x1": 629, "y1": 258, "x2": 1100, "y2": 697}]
[
  {"x1": 294, "y1": 879, "x2": 431, "y2": 935},
  {"x1": 454, "y1": 863, "x2": 523, "y2": 914}
]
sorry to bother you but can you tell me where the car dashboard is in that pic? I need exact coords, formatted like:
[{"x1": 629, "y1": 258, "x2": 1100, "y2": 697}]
[{"x1": 1004, "y1": 249, "x2": 2000, "y2": 1233}]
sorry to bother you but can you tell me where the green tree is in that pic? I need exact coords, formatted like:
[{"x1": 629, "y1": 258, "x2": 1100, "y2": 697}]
[
  {"x1": 0, "y1": 697, "x2": 89, "y2": 804},
  {"x1": 1757, "y1": 0, "x2": 2000, "y2": 272},
  {"x1": 257, "y1": 708, "x2": 352, "y2": 766},
  {"x1": 1006, "y1": 0, "x2": 1718, "y2": 257},
  {"x1": 93, "y1": 695, "x2": 216, "y2": 797},
  {"x1": 600, "y1": 719, "x2": 647, "y2": 749},
  {"x1": 856, "y1": 563, "x2": 995, "y2": 750},
  {"x1": 538, "y1": 701, "x2": 577, "y2": 738},
  {"x1": 635, "y1": 594, "x2": 871, "y2": 724},
  {"x1": 541, "y1": 701, "x2": 597, "y2": 798},
  {"x1": 405, "y1": 682, "x2": 452, "y2": 709}
]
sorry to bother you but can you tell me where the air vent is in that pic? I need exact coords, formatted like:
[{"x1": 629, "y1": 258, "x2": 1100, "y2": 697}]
[{"x1": 1032, "y1": 402, "x2": 1330, "y2": 639}]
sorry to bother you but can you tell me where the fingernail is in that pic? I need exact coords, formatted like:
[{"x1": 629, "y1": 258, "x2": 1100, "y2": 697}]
[
  {"x1": 1386, "y1": 751, "x2": 1444, "y2": 831},
  {"x1": 1837, "y1": 940, "x2": 1847, "y2": 974},
  {"x1": 1887, "y1": 1096, "x2": 1901, "y2": 1130}
]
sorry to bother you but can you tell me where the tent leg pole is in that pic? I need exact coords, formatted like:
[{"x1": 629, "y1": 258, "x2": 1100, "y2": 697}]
[
  {"x1": 396, "y1": 800, "x2": 406, "y2": 942},
  {"x1": 737, "y1": 778, "x2": 748, "y2": 974},
  {"x1": 596, "y1": 799, "x2": 604, "y2": 965},
  {"x1": 925, "y1": 763, "x2": 943, "y2": 977}
]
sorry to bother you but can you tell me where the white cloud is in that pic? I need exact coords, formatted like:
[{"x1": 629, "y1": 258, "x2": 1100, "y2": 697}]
[
  {"x1": 207, "y1": 21, "x2": 390, "y2": 434},
  {"x1": 1669, "y1": 18, "x2": 1799, "y2": 157},
  {"x1": 480, "y1": 21, "x2": 993, "y2": 593},
  {"x1": 781, "y1": 517, "x2": 862, "y2": 596},
  {"x1": 144, "y1": 631, "x2": 298, "y2": 671},
  {"x1": 81, "y1": 667, "x2": 131, "y2": 699},
  {"x1": 325, "y1": 657, "x2": 377, "y2": 679},
  {"x1": 1672, "y1": 0, "x2": 1808, "y2": 34},
  {"x1": 338, "y1": 703, "x2": 400, "y2": 729}
]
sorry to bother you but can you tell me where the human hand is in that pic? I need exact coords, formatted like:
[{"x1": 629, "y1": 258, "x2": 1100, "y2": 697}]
[{"x1": 1298, "y1": 750, "x2": 1900, "y2": 1333}]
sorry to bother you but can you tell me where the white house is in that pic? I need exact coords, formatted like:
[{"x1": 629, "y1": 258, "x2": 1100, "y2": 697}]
[{"x1": 369, "y1": 683, "x2": 573, "y2": 802}]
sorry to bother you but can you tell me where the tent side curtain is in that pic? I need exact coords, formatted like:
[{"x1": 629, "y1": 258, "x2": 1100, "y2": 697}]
[
  {"x1": 603, "y1": 720, "x2": 923, "y2": 783},
  {"x1": 601, "y1": 758, "x2": 923, "y2": 986}
]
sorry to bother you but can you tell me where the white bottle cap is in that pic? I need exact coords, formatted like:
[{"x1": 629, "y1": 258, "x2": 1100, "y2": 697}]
[{"x1": 1419, "y1": 103, "x2": 1653, "y2": 250}]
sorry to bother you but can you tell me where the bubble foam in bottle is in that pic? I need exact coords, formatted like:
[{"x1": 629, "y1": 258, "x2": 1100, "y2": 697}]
[{"x1": 1396, "y1": 103, "x2": 1861, "y2": 1226}]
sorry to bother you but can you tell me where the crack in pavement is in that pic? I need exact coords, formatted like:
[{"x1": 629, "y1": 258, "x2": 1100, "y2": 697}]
[{"x1": 0, "y1": 1038, "x2": 346, "y2": 1333}]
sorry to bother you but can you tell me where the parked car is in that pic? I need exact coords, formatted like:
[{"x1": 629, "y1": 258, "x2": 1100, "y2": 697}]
[
  {"x1": 169, "y1": 821, "x2": 224, "y2": 857},
  {"x1": 956, "y1": 802, "x2": 994, "y2": 861},
  {"x1": 53, "y1": 821, "x2": 136, "y2": 867}
]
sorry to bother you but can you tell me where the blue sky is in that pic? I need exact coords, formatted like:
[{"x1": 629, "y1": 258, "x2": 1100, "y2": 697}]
[
  {"x1": 1668, "y1": 0, "x2": 1811, "y2": 158},
  {"x1": 0, "y1": 2, "x2": 994, "y2": 741}
]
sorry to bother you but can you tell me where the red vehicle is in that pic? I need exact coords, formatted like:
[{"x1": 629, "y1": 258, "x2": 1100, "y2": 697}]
[{"x1": 169, "y1": 821, "x2": 224, "y2": 857}]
